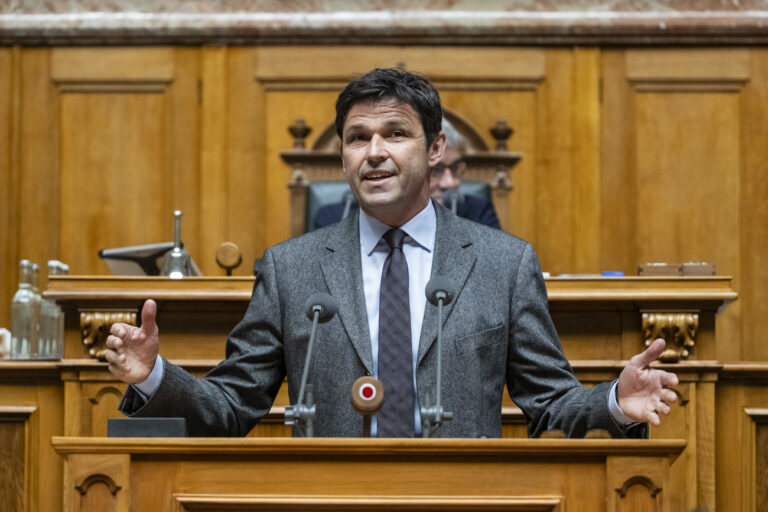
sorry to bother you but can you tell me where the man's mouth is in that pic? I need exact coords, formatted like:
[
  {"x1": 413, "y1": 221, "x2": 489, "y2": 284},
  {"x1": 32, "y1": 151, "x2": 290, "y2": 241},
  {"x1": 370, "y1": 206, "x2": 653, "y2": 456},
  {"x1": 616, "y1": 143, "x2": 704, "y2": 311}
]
[{"x1": 363, "y1": 171, "x2": 395, "y2": 182}]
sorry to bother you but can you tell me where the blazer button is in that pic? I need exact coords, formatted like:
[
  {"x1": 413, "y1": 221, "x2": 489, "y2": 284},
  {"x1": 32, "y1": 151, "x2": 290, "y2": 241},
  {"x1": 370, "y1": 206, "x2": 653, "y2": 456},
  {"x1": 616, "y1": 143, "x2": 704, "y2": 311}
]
[{"x1": 365, "y1": 371, "x2": 370, "y2": 376}]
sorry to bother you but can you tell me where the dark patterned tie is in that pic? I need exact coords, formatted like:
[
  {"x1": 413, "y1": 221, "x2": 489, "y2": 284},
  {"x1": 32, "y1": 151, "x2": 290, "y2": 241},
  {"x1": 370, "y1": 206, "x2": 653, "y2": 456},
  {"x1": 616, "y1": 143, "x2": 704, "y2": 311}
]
[{"x1": 377, "y1": 228, "x2": 415, "y2": 437}]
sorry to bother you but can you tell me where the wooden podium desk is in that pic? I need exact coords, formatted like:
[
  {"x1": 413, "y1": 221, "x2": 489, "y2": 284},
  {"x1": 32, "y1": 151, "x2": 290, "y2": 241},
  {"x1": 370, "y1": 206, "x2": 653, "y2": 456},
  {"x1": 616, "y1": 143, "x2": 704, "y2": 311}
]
[
  {"x1": 45, "y1": 275, "x2": 735, "y2": 363},
  {"x1": 52, "y1": 436, "x2": 685, "y2": 512}
]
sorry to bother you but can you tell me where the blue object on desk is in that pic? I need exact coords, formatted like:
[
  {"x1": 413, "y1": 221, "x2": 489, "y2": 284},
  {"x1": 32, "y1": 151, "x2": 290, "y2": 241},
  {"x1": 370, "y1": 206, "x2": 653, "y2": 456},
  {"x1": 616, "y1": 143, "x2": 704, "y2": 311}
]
[{"x1": 601, "y1": 271, "x2": 625, "y2": 277}]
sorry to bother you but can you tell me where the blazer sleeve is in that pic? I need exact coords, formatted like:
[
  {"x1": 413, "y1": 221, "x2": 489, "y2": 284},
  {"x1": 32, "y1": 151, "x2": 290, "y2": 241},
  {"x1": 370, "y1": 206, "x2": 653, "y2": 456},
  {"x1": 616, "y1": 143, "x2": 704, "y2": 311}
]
[
  {"x1": 118, "y1": 248, "x2": 286, "y2": 436},
  {"x1": 505, "y1": 243, "x2": 645, "y2": 438}
]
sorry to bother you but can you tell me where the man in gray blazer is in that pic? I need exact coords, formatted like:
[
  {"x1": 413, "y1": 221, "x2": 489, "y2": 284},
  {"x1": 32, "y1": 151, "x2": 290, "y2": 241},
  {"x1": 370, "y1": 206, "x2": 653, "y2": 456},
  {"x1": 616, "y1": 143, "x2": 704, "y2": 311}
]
[{"x1": 107, "y1": 68, "x2": 677, "y2": 438}]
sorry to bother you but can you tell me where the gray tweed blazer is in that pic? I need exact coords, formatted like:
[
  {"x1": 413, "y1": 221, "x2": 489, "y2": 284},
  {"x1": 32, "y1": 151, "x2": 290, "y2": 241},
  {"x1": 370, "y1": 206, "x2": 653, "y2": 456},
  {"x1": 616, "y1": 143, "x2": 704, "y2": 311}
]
[{"x1": 120, "y1": 200, "x2": 642, "y2": 438}]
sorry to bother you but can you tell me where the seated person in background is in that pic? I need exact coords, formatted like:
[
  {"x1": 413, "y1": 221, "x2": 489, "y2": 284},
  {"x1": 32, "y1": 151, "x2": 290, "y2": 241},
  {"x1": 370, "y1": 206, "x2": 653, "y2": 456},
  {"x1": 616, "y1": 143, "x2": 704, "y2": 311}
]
[
  {"x1": 429, "y1": 119, "x2": 500, "y2": 229},
  {"x1": 313, "y1": 118, "x2": 500, "y2": 230}
]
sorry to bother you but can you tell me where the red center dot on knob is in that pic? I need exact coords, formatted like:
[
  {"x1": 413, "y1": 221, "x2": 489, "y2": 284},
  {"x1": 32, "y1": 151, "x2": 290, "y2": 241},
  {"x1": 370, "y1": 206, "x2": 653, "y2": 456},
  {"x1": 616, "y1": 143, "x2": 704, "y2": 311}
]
[{"x1": 362, "y1": 385, "x2": 373, "y2": 398}]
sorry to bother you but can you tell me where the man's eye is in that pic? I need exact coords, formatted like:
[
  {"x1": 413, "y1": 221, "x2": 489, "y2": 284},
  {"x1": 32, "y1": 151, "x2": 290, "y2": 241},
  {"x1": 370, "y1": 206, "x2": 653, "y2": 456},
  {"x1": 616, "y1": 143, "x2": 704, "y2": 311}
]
[{"x1": 391, "y1": 130, "x2": 405, "y2": 138}]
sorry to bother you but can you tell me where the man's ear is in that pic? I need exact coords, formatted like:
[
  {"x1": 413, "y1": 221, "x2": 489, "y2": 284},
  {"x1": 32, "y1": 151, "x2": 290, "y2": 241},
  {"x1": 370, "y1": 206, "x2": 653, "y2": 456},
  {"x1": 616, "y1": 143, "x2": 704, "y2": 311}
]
[{"x1": 428, "y1": 132, "x2": 446, "y2": 167}]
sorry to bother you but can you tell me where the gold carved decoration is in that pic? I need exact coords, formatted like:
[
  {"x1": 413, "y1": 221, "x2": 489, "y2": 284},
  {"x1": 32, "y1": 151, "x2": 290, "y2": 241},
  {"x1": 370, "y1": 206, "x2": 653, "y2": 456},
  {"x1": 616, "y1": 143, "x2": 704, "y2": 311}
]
[
  {"x1": 641, "y1": 311, "x2": 699, "y2": 363},
  {"x1": 75, "y1": 473, "x2": 122, "y2": 496},
  {"x1": 80, "y1": 310, "x2": 136, "y2": 361}
]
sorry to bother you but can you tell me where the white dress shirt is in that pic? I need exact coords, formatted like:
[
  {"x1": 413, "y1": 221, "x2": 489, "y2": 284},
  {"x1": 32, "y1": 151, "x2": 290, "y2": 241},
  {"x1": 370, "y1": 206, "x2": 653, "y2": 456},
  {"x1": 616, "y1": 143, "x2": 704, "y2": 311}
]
[{"x1": 359, "y1": 200, "x2": 436, "y2": 436}]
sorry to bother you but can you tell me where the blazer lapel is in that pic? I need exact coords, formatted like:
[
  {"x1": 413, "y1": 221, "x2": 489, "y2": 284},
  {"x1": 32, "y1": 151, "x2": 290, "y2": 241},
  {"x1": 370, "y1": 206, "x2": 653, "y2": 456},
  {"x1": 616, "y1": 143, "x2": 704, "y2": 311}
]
[
  {"x1": 319, "y1": 213, "x2": 374, "y2": 374},
  {"x1": 417, "y1": 202, "x2": 477, "y2": 365}
]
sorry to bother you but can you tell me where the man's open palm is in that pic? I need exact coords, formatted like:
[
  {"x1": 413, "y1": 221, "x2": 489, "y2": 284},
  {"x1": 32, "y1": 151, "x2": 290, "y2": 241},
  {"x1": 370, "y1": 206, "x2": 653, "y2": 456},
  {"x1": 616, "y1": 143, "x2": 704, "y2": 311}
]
[{"x1": 617, "y1": 338, "x2": 679, "y2": 426}]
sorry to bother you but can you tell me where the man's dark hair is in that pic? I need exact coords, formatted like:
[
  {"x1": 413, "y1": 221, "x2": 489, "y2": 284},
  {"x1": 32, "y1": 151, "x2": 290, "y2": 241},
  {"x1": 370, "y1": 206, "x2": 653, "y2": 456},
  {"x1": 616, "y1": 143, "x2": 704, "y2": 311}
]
[{"x1": 335, "y1": 68, "x2": 443, "y2": 147}]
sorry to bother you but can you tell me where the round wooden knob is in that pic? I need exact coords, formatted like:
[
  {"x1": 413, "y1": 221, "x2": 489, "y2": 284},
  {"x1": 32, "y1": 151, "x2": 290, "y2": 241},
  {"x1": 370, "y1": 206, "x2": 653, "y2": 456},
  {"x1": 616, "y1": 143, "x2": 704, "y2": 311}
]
[
  {"x1": 215, "y1": 242, "x2": 242, "y2": 274},
  {"x1": 350, "y1": 376, "x2": 384, "y2": 415}
]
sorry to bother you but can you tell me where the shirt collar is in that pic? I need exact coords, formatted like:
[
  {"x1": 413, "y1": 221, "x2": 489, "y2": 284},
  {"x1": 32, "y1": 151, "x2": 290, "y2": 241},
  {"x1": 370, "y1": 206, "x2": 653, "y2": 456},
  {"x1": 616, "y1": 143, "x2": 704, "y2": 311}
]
[{"x1": 359, "y1": 200, "x2": 436, "y2": 256}]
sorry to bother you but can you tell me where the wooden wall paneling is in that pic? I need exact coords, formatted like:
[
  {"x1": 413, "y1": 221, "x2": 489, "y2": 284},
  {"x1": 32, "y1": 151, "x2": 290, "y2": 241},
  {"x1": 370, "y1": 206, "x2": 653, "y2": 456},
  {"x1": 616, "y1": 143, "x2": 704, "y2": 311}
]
[
  {"x1": 0, "y1": 367, "x2": 65, "y2": 512},
  {"x1": 695, "y1": 378, "x2": 717, "y2": 510},
  {"x1": 534, "y1": 49, "x2": 576, "y2": 274},
  {"x1": 19, "y1": 49, "x2": 59, "y2": 293},
  {"x1": 199, "y1": 46, "x2": 228, "y2": 276},
  {"x1": 225, "y1": 48, "x2": 267, "y2": 275},
  {"x1": 604, "y1": 48, "x2": 749, "y2": 362},
  {"x1": 740, "y1": 49, "x2": 768, "y2": 361},
  {"x1": 0, "y1": 407, "x2": 34, "y2": 512},
  {"x1": 0, "y1": 47, "x2": 17, "y2": 328},
  {"x1": 715, "y1": 373, "x2": 768, "y2": 512},
  {"x1": 51, "y1": 47, "x2": 201, "y2": 277},
  {"x1": 571, "y1": 48, "x2": 602, "y2": 274},
  {"x1": 600, "y1": 50, "x2": 636, "y2": 275}
]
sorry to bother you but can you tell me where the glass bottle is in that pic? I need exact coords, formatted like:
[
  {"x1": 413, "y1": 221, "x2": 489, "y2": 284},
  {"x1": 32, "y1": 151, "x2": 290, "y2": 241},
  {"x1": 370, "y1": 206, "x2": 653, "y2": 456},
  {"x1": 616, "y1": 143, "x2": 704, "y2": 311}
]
[
  {"x1": 29, "y1": 263, "x2": 42, "y2": 358},
  {"x1": 40, "y1": 260, "x2": 63, "y2": 359},
  {"x1": 10, "y1": 260, "x2": 39, "y2": 359}
]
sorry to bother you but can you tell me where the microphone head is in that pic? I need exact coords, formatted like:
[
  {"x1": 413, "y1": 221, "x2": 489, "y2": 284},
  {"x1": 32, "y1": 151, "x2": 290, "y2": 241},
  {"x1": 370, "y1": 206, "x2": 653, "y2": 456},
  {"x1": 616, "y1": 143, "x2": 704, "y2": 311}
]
[
  {"x1": 304, "y1": 293, "x2": 338, "y2": 322},
  {"x1": 425, "y1": 276, "x2": 456, "y2": 306}
]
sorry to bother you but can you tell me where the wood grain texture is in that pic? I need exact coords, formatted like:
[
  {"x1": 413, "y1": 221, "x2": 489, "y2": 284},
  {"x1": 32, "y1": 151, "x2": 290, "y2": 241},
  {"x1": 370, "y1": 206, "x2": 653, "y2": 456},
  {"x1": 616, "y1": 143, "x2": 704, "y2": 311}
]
[
  {"x1": 0, "y1": 421, "x2": 25, "y2": 512},
  {"x1": 0, "y1": 48, "x2": 16, "y2": 329},
  {"x1": 757, "y1": 422, "x2": 768, "y2": 512}
]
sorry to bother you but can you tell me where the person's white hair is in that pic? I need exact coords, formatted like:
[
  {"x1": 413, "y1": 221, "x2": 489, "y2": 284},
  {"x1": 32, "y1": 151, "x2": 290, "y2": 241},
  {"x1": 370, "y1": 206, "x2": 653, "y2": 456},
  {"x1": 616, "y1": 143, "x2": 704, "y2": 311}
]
[{"x1": 441, "y1": 118, "x2": 468, "y2": 153}]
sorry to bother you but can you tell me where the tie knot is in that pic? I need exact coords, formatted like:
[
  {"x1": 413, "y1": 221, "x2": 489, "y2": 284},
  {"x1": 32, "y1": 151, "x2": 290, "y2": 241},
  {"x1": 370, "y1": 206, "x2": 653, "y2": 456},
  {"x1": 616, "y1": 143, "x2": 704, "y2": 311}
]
[{"x1": 382, "y1": 228, "x2": 406, "y2": 251}]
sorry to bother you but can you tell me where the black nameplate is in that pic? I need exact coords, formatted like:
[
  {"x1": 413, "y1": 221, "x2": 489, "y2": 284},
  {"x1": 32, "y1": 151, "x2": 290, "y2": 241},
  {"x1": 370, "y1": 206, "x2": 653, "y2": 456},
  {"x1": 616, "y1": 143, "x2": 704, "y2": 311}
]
[{"x1": 108, "y1": 417, "x2": 187, "y2": 437}]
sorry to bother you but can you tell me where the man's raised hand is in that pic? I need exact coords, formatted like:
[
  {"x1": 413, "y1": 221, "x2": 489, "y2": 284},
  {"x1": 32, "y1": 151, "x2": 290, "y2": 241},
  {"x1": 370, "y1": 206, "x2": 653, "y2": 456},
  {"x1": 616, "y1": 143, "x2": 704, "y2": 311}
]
[
  {"x1": 617, "y1": 338, "x2": 679, "y2": 426},
  {"x1": 105, "y1": 299, "x2": 160, "y2": 384}
]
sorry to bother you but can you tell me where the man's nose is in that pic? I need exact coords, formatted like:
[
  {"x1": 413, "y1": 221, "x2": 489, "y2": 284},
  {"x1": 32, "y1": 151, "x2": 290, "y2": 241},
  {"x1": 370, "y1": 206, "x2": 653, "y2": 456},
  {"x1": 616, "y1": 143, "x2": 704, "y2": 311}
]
[{"x1": 366, "y1": 134, "x2": 388, "y2": 164}]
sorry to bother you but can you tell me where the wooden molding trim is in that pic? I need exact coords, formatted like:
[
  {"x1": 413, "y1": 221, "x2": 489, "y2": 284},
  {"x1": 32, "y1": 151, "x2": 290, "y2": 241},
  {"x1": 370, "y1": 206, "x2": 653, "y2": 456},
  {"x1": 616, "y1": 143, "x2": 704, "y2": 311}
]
[
  {"x1": 615, "y1": 475, "x2": 662, "y2": 498},
  {"x1": 4, "y1": 11, "x2": 768, "y2": 45},
  {"x1": 0, "y1": 406, "x2": 36, "y2": 422},
  {"x1": 173, "y1": 494, "x2": 563, "y2": 511},
  {"x1": 74, "y1": 473, "x2": 122, "y2": 496}
]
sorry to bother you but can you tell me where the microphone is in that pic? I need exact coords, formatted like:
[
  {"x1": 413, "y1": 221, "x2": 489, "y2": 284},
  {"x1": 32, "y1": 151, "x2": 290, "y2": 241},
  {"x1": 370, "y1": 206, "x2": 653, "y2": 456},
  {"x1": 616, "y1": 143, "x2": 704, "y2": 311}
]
[
  {"x1": 443, "y1": 188, "x2": 460, "y2": 215},
  {"x1": 304, "y1": 292, "x2": 337, "y2": 322},
  {"x1": 426, "y1": 276, "x2": 456, "y2": 306},
  {"x1": 421, "y1": 276, "x2": 455, "y2": 437},
  {"x1": 285, "y1": 292, "x2": 338, "y2": 436},
  {"x1": 341, "y1": 191, "x2": 356, "y2": 219},
  {"x1": 350, "y1": 376, "x2": 384, "y2": 437}
]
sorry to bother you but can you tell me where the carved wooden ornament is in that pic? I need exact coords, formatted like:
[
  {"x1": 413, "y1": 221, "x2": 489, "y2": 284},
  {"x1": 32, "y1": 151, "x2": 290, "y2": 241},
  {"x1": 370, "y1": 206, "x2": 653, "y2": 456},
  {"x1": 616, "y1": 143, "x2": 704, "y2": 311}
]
[
  {"x1": 642, "y1": 311, "x2": 699, "y2": 362},
  {"x1": 80, "y1": 310, "x2": 137, "y2": 361}
]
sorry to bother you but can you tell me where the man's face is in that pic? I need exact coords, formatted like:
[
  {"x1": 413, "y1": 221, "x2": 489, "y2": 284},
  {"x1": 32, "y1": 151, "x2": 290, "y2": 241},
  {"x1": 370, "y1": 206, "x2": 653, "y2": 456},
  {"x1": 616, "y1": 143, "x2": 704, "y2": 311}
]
[
  {"x1": 341, "y1": 97, "x2": 445, "y2": 227},
  {"x1": 429, "y1": 145, "x2": 464, "y2": 204}
]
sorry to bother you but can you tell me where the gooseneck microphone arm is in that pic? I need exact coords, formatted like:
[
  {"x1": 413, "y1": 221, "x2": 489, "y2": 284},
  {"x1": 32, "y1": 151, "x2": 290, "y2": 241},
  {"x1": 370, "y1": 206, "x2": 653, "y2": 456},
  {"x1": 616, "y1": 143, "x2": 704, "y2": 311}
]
[
  {"x1": 421, "y1": 276, "x2": 456, "y2": 437},
  {"x1": 284, "y1": 293, "x2": 337, "y2": 437}
]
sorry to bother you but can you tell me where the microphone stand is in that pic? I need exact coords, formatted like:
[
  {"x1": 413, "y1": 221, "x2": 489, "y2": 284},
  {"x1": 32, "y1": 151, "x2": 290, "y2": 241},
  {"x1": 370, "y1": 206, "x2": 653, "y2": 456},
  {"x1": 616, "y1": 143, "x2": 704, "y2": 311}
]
[
  {"x1": 421, "y1": 277, "x2": 455, "y2": 437},
  {"x1": 284, "y1": 293, "x2": 337, "y2": 437}
]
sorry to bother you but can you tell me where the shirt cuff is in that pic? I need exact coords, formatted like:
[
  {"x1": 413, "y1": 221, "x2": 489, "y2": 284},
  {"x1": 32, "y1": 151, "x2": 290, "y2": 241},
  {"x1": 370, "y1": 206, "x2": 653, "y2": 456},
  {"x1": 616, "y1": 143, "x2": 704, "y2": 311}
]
[
  {"x1": 130, "y1": 354, "x2": 164, "y2": 402},
  {"x1": 609, "y1": 380, "x2": 638, "y2": 427}
]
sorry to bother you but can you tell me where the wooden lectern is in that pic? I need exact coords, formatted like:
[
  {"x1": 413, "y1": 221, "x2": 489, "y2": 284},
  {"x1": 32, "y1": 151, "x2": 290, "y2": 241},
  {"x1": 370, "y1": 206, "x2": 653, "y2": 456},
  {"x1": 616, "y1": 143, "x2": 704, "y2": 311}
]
[{"x1": 53, "y1": 437, "x2": 685, "y2": 512}]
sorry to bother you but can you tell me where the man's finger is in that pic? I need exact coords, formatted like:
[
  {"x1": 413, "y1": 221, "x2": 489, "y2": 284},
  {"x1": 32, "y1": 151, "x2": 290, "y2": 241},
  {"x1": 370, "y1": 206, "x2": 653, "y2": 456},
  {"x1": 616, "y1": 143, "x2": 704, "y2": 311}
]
[
  {"x1": 104, "y1": 348, "x2": 118, "y2": 364},
  {"x1": 660, "y1": 388, "x2": 677, "y2": 404},
  {"x1": 110, "y1": 323, "x2": 126, "y2": 338},
  {"x1": 661, "y1": 371, "x2": 679, "y2": 387},
  {"x1": 647, "y1": 410, "x2": 661, "y2": 426},
  {"x1": 632, "y1": 338, "x2": 666, "y2": 368},
  {"x1": 140, "y1": 299, "x2": 159, "y2": 336}
]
